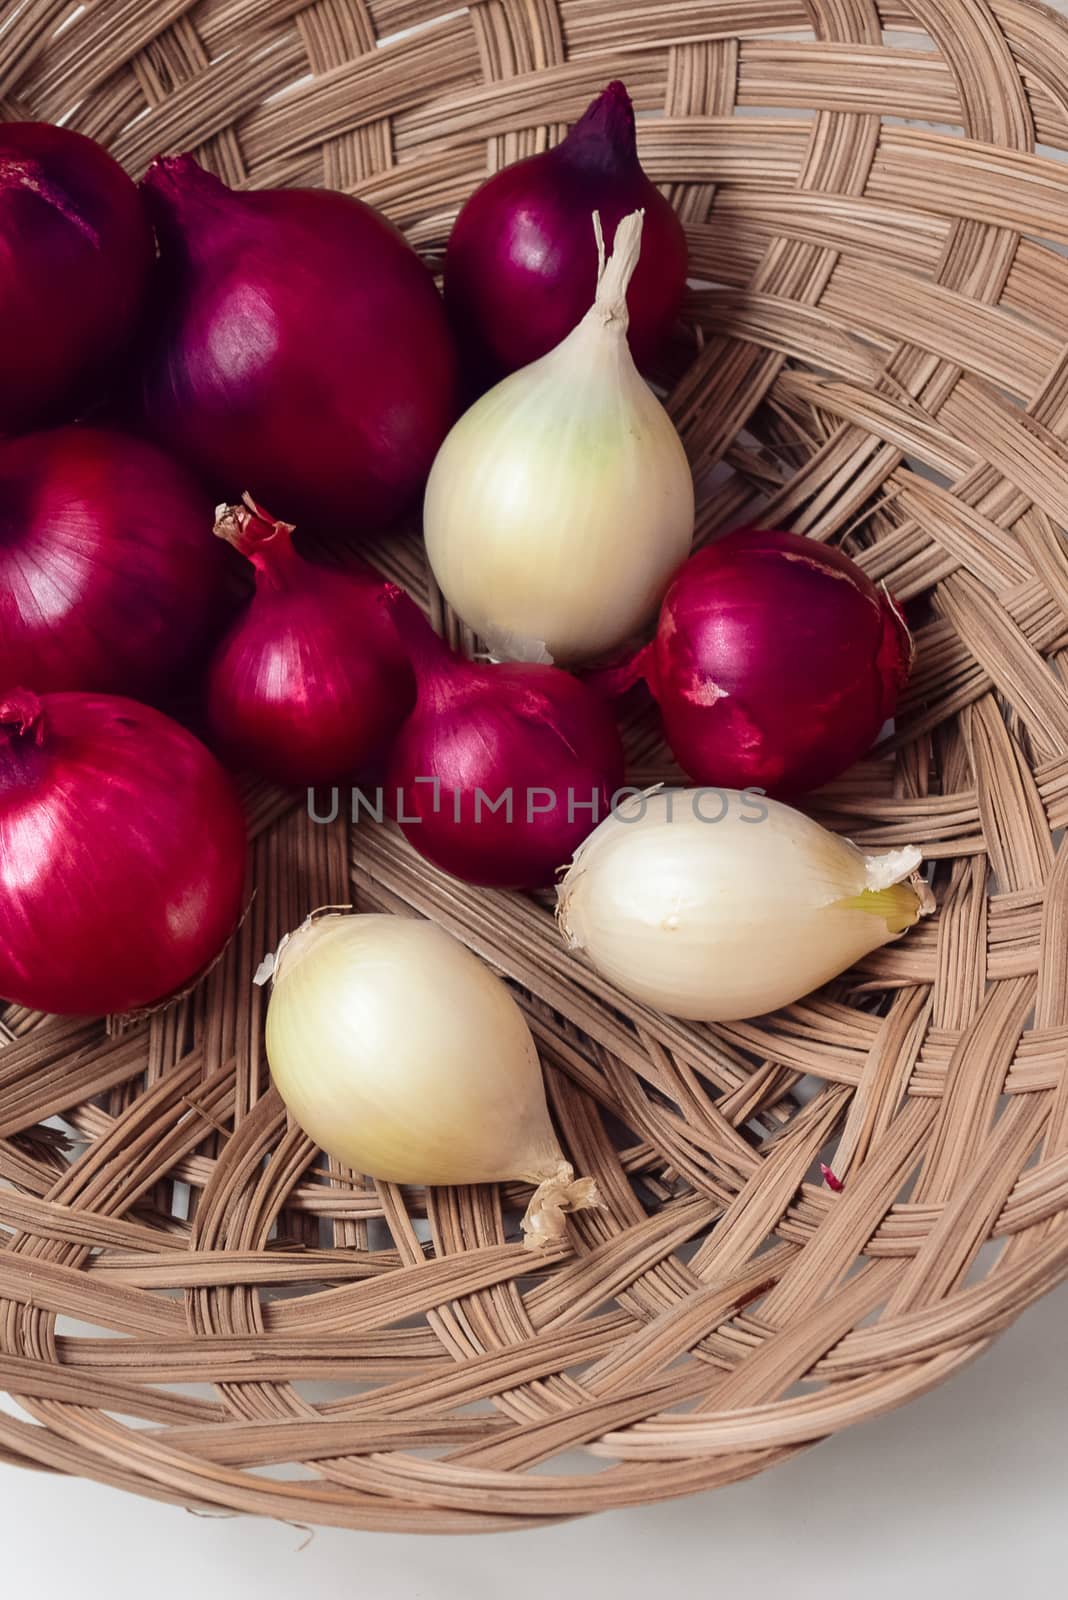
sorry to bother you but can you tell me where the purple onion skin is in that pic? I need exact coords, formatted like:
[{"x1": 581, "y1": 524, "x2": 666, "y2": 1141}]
[
  {"x1": 0, "y1": 688, "x2": 247, "y2": 1016},
  {"x1": 0, "y1": 123, "x2": 153, "y2": 431},
  {"x1": 644, "y1": 530, "x2": 913, "y2": 798},
  {"x1": 139, "y1": 155, "x2": 460, "y2": 533},
  {"x1": 384, "y1": 587, "x2": 625, "y2": 890},
  {"x1": 205, "y1": 502, "x2": 415, "y2": 786},
  {"x1": 444, "y1": 81, "x2": 688, "y2": 378},
  {"x1": 0, "y1": 426, "x2": 228, "y2": 699}
]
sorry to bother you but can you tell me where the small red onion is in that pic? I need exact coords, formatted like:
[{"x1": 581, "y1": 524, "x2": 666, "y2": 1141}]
[
  {"x1": 138, "y1": 154, "x2": 460, "y2": 531},
  {"x1": 0, "y1": 122, "x2": 153, "y2": 431},
  {"x1": 0, "y1": 426, "x2": 228, "y2": 698},
  {"x1": 384, "y1": 586, "x2": 625, "y2": 889},
  {"x1": 638, "y1": 529, "x2": 912, "y2": 796},
  {"x1": 445, "y1": 80, "x2": 688, "y2": 377},
  {"x1": 205, "y1": 497, "x2": 414, "y2": 785},
  {"x1": 0, "y1": 688, "x2": 246, "y2": 1015}
]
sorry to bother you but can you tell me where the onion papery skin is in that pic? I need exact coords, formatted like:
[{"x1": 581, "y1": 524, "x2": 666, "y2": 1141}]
[
  {"x1": 384, "y1": 587, "x2": 625, "y2": 889},
  {"x1": 0, "y1": 426, "x2": 228, "y2": 698},
  {"x1": 138, "y1": 155, "x2": 460, "y2": 531},
  {"x1": 0, "y1": 123, "x2": 153, "y2": 432},
  {"x1": 205, "y1": 499, "x2": 414, "y2": 786},
  {"x1": 0, "y1": 689, "x2": 247, "y2": 1015},
  {"x1": 642, "y1": 529, "x2": 913, "y2": 797},
  {"x1": 444, "y1": 81, "x2": 688, "y2": 377}
]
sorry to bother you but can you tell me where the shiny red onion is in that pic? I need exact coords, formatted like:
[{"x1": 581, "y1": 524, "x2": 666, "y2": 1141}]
[
  {"x1": 138, "y1": 155, "x2": 460, "y2": 531},
  {"x1": 0, "y1": 425, "x2": 228, "y2": 698},
  {"x1": 0, "y1": 688, "x2": 247, "y2": 1015},
  {"x1": 0, "y1": 123, "x2": 153, "y2": 432},
  {"x1": 638, "y1": 529, "x2": 912, "y2": 796},
  {"x1": 445, "y1": 81, "x2": 688, "y2": 377},
  {"x1": 205, "y1": 497, "x2": 414, "y2": 785},
  {"x1": 384, "y1": 586, "x2": 625, "y2": 889}
]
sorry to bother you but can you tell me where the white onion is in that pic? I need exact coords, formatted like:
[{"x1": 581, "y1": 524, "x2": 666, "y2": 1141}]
[
  {"x1": 258, "y1": 911, "x2": 598, "y2": 1247},
  {"x1": 556, "y1": 789, "x2": 934, "y2": 1021},
  {"x1": 424, "y1": 211, "x2": 694, "y2": 664}
]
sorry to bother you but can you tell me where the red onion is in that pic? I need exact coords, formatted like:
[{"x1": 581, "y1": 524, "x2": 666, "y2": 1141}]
[
  {"x1": 0, "y1": 426, "x2": 227, "y2": 698},
  {"x1": 205, "y1": 497, "x2": 414, "y2": 785},
  {"x1": 0, "y1": 123, "x2": 153, "y2": 432},
  {"x1": 138, "y1": 155, "x2": 460, "y2": 531},
  {"x1": 383, "y1": 586, "x2": 625, "y2": 889},
  {"x1": 445, "y1": 81, "x2": 688, "y2": 377},
  {"x1": 0, "y1": 688, "x2": 246, "y2": 1015},
  {"x1": 638, "y1": 529, "x2": 912, "y2": 797}
]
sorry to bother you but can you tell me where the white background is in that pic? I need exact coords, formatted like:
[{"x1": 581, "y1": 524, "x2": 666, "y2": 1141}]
[{"x1": 4, "y1": 1, "x2": 1068, "y2": 1590}]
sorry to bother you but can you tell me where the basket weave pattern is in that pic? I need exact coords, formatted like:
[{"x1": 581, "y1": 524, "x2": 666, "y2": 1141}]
[{"x1": 2, "y1": 0, "x2": 1068, "y2": 1534}]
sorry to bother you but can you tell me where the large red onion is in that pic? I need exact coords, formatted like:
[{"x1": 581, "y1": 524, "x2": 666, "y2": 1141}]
[
  {"x1": 638, "y1": 530, "x2": 912, "y2": 796},
  {"x1": 0, "y1": 688, "x2": 247, "y2": 1015},
  {"x1": 0, "y1": 426, "x2": 228, "y2": 698},
  {"x1": 384, "y1": 586, "x2": 625, "y2": 889},
  {"x1": 445, "y1": 81, "x2": 688, "y2": 377},
  {"x1": 0, "y1": 123, "x2": 153, "y2": 432},
  {"x1": 138, "y1": 155, "x2": 460, "y2": 531},
  {"x1": 205, "y1": 497, "x2": 414, "y2": 785}
]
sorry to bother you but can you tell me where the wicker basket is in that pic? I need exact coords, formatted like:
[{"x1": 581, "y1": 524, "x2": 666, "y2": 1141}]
[{"x1": 2, "y1": 0, "x2": 1068, "y2": 1536}]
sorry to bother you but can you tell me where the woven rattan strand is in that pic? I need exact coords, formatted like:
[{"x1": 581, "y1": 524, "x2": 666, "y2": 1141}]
[{"x1": 2, "y1": 0, "x2": 1068, "y2": 1535}]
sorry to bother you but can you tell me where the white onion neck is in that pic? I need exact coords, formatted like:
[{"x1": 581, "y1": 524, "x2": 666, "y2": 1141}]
[{"x1": 590, "y1": 208, "x2": 645, "y2": 331}]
